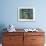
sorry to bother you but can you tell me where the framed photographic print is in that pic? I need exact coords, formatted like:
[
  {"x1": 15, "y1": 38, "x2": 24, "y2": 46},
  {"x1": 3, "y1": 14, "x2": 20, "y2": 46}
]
[{"x1": 18, "y1": 7, "x2": 35, "y2": 21}]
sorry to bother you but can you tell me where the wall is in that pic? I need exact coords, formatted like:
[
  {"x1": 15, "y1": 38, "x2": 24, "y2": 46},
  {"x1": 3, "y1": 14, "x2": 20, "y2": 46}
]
[{"x1": 0, "y1": 0, "x2": 46, "y2": 31}]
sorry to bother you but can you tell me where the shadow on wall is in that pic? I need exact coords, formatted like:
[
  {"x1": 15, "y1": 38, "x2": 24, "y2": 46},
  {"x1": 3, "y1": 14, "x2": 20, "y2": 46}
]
[{"x1": 0, "y1": 24, "x2": 7, "y2": 43}]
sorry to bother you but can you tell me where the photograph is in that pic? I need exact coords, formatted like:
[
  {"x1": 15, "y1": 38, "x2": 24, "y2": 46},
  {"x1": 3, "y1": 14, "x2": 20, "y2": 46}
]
[{"x1": 18, "y1": 7, "x2": 35, "y2": 21}]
